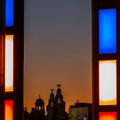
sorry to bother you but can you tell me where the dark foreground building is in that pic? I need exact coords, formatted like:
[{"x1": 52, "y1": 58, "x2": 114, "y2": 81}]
[
  {"x1": 24, "y1": 84, "x2": 68, "y2": 120},
  {"x1": 24, "y1": 97, "x2": 46, "y2": 120},
  {"x1": 68, "y1": 102, "x2": 92, "y2": 120},
  {"x1": 46, "y1": 84, "x2": 68, "y2": 120}
]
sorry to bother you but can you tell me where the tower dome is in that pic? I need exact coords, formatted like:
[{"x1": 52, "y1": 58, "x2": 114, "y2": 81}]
[
  {"x1": 35, "y1": 96, "x2": 44, "y2": 111},
  {"x1": 35, "y1": 98, "x2": 44, "y2": 106},
  {"x1": 49, "y1": 89, "x2": 54, "y2": 100},
  {"x1": 56, "y1": 84, "x2": 62, "y2": 94}
]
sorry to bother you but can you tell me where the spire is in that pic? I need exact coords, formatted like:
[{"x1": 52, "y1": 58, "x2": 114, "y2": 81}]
[
  {"x1": 50, "y1": 89, "x2": 54, "y2": 93},
  {"x1": 56, "y1": 84, "x2": 62, "y2": 94},
  {"x1": 57, "y1": 84, "x2": 61, "y2": 88},
  {"x1": 49, "y1": 89, "x2": 54, "y2": 100}
]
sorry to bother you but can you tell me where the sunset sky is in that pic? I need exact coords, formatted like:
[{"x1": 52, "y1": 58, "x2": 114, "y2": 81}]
[{"x1": 24, "y1": 0, "x2": 92, "y2": 112}]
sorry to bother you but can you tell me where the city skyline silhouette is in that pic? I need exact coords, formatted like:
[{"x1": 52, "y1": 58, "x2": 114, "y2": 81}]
[
  {"x1": 24, "y1": 84, "x2": 92, "y2": 120},
  {"x1": 24, "y1": 0, "x2": 92, "y2": 113}
]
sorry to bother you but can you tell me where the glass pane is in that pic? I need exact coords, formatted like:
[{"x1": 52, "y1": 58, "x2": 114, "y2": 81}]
[
  {"x1": 99, "y1": 60, "x2": 116, "y2": 105},
  {"x1": 5, "y1": 35, "x2": 13, "y2": 92},
  {"x1": 5, "y1": 0, "x2": 14, "y2": 27},
  {"x1": 5, "y1": 100, "x2": 13, "y2": 120},
  {"x1": 99, "y1": 112, "x2": 116, "y2": 120},
  {"x1": 99, "y1": 9, "x2": 116, "y2": 54}
]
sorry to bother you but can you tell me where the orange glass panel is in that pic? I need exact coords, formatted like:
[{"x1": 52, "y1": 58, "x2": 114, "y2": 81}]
[
  {"x1": 99, "y1": 60, "x2": 116, "y2": 105},
  {"x1": 5, "y1": 100, "x2": 13, "y2": 120},
  {"x1": 5, "y1": 35, "x2": 13, "y2": 92},
  {"x1": 99, "y1": 112, "x2": 116, "y2": 120}
]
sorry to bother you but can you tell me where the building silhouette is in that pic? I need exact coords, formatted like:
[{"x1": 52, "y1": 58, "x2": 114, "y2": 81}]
[
  {"x1": 24, "y1": 97, "x2": 46, "y2": 120},
  {"x1": 24, "y1": 107, "x2": 30, "y2": 120},
  {"x1": 68, "y1": 102, "x2": 92, "y2": 120},
  {"x1": 24, "y1": 84, "x2": 68, "y2": 120},
  {"x1": 46, "y1": 84, "x2": 68, "y2": 120}
]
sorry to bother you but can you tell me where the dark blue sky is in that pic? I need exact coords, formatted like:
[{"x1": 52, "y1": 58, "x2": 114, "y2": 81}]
[{"x1": 24, "y1": 0, "x2": 92, "y2": 112}]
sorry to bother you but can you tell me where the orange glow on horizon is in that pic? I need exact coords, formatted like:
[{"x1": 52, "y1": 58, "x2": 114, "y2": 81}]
[
  {"x1": 5, "y1": 100, "x2": 13, "y2": 120},
  {"x1": 5, "y1": 35, "x2": 14, "y2": 92},
  {"x1": 99, "y1": 60, "x2": 116, "y2": 105},
  {"x1": 99, "y1": 112, "x2": 116, "y2": 120}
]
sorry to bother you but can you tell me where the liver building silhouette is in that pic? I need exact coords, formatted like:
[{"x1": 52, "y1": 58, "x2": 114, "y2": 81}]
[
  {"x1": 24, "y1": 84, "x2": 68, "y2": 120},
  {"x1": 46, "y1": 84, "x2": 68, "y2": 120}
]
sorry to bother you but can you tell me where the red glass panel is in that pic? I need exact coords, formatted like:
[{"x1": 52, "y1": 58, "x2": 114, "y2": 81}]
[
  {"x1": 99, "y1": 112, "x2": 116, "y2": 120},
  {"x1": 5, "y1": 100, "x2": 13, "y2": 120}
]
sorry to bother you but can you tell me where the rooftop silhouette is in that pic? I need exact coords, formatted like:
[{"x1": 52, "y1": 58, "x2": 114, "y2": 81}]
[{"x1": 24, "y1": 84, "x2": 68, "y2": 120}]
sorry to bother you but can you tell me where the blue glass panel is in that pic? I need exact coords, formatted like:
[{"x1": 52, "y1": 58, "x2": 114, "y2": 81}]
[
  {"x1": 99, "y1": 9, "x2": 116, "y2": 54},
  {"x1": 5, "y1": 0, "x2": 14, "y2": 27}
]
